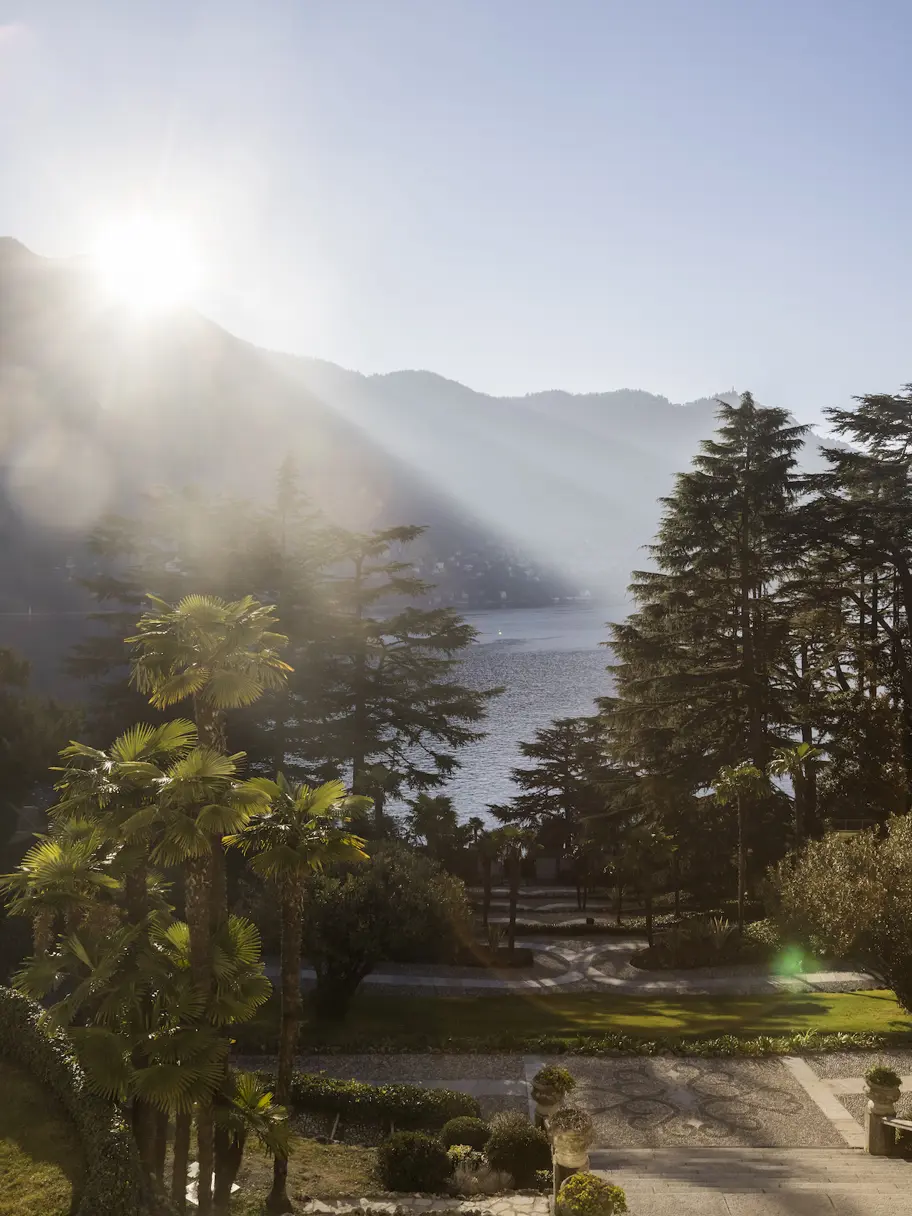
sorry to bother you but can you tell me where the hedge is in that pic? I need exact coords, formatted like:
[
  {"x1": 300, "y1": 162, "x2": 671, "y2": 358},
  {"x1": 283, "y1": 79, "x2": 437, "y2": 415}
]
[
  {"x1": 258, "y1": 1069, "x2": 480, "y2": 1127},
  {"x1": 0, "y1": 986, "x2": 149, "y2": 1216},
  {"x1": 297, "y1": 1028, "x2": 890, "y2": 1057}
]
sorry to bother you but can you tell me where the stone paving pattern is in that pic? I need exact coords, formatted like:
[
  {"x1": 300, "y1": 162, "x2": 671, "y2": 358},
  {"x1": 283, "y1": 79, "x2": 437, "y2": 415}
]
[{"x1": 285, "y1": 936, "x2": 878, "y2": 997}]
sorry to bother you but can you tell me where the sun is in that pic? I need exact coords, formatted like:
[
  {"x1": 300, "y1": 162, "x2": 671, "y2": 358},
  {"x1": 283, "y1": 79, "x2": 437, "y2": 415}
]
[{"x1": 92, "y1": 214, "x2": 202, "y2": 312}]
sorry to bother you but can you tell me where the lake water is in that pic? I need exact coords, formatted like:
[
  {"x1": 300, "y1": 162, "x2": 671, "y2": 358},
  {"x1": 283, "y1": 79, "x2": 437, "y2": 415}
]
[{"x1": 439, "y1": 604, "x2": 619, "y2": 818}]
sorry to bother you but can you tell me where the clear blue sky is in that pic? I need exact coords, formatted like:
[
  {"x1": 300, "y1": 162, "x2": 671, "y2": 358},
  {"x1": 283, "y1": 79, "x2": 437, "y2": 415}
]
[{"x1": 2, "y1": 0, "x2": 910, "y2": 423}]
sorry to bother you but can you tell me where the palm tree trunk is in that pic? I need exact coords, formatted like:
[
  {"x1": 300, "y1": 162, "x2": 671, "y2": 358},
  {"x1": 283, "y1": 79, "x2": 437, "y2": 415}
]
[
  {"x1": 644, "y1": 868, "x2": 654, "y2": 948},
  {"x1": 481, "y1": 857, "x2": 492, "y2": 927},
  {"x1": 132, "y1": 1096, "x2": 158, "y2": 1177},
  {"x1": 197, "y1": 1106, "x2": 215, "y2": 1214},
  {"x1": 153, "y1": 1110, "x2": 169, "y2": 1184},
  {"x1": 507, "y1": 856, "x2": 519, "y2": 954},
  {"x1": 266, "y1": 886, "x2": 300, "y2": 1214},
  {"x1": 171, "y1": 1110, "x2": 191, "y2": 1212},
  {"x1": 185, "y1": 857, "x2": 215, "y2": 1213},
  {"x1": 737, "y1": 793, "x2": 746, "y2": 934},
  {"x1": 672, "y1": 851, "x2": 680, "y2": 920},
  {"x1": 615, "y1": 883, "x2": 623, "y2": 925}
]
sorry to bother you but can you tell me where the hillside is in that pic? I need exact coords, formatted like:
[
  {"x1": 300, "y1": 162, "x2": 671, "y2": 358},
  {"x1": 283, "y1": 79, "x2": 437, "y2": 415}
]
[{"x1": 0, "y1": 238, "x2": 833, "y2": 689}]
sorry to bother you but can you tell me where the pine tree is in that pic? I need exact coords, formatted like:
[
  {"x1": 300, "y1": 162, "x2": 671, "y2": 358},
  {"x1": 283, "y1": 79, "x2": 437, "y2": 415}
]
[
  {"x1": 609, "y1": 393, "x2": 806, "y2": 785},
  {"x1": 804, "y1": 386, "x2": 912, "y2": 804},
  {"x1": 490, "y1": 716, "x2": 614, "y2": 855},
  {"x1": 291, "y1": 527, "x2": 500, "y2": 829},
  {"x1": 607, "y1": 393, "x2": 806, "y2": 884}
]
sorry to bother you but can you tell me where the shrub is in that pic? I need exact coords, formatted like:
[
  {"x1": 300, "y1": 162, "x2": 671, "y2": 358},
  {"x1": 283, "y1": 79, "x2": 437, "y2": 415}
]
[
  {"x1": 556, "y1": 1172, "x2": 628, "y2": 1216},
  {"x1": 447, "y1": 1144, "x2": 484, "y2": 1169},
  {"x1": 440, "y1": 1115, "x2": 490, "y2": 1149},
  {"x1": 264, "y1": 1070, "x2": 480, "y2": 1129},
  {"x1": 533, "y1": 1064, "x2": 576, "y2": 1097},
  {"x1": 770, "y1": 816, "x2": 912, "y2": 1009},
  {"x1": 303, "y1": 845, "x2": 474, "y2": 1020},
  {"x1": 865, "y1": 1065, "x2": 902, "y2": 1088},
  {"x1": 377, "y1": 1130, "x2": 453, "y2": 1192},
  {"x1": 484, "y1": 1110, "x2": 551, "y2": 1186},
  {"x1": 0, "y1": 986, "x2": 147, "y2": 1216},
  {"x1": 534, "y1": 1168, "x2": 553, "y2": 1191}
]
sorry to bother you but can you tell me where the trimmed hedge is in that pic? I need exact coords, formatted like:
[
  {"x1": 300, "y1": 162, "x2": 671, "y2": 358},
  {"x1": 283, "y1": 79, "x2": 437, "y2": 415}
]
[
  {"x1": 258, "y1": 1069, "x2": 481, "y2": 1128},
  {"x1": 298, "y1": 1028, "x2": 891, "y2": 1057},
  {"x1": 0, "y1": 986, "x2": 148, "y2": 1216}
]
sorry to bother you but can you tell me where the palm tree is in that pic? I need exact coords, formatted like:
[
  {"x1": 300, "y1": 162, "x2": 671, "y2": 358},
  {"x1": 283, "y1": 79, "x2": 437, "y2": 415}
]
[
  {"x1": 713, "y1": 762, "x2": 769, "y2": 932},
  {"x1": 128, "y1": 593, "x2": 292, "y2": 751},
  {"x1": 213, "y1": 1071, "x2": 290, "y2": 1215},
  {"x1": 128, "y1": 593, "x2": 290, "y2": 1214},
  {"x1": 475, "y1": 829, "x2": 500, "y2": 928},
  {"x1": 225, "y1": 775, "x2": 368, "y2": 1213},
  {"x1": 491, "y1": 826, "x2": 536, "y2": 954},
  {"x1": 768, "y1": 742, "x2": 825, "y2": 848},
  {"x1": 623, "y1": 825, "x2": 675, "y2": 947}
]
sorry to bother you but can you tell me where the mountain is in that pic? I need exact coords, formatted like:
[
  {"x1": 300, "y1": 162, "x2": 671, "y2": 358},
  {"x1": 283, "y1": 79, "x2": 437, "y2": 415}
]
[{"x1": 0, "y1": 238, "x2": 835, "y2": 690}]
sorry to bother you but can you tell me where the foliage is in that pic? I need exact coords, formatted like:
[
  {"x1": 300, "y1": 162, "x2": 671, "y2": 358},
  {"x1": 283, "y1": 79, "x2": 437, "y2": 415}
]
[
  {"x1": 865, "y1": 1065, "x2": 902, "y2": 1088},
  {"x1": 532, "y1": 1064, "x2": 577, "y2": 1097},
  {"x1": 632, "y1": 916, "x2": 766, "y2": 970},
  {"x1": 259, "y1": 1070, "x2": 480, "y2": 1128},
  {"x1": 440, "y1": 1116, "x2": 491, "y2": 1150},
  {"x1": 0, "y1": 986, "x2": 147, "y2": 1216},
  {"x1": 483, "y1": 1111, "x2": 550, "y2": 1186},
  {"x1": 770, "y1": 815, "x2": 912, "y2": 1009},
  {"x1": 376, "y1": 1130, "x2": 453, "y2": 1193},
  {"x1": 302, "y1": 844, "x2": 474, "y2": 1020},
  {"x1": 556, "y1": 1172, "x2": 628, "y2": 1216}
]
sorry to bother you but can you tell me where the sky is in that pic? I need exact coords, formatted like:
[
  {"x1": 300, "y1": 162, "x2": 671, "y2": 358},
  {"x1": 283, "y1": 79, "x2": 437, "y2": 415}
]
[{"x1": 1, "y1": 0, "x2": 911, "y2": 425}]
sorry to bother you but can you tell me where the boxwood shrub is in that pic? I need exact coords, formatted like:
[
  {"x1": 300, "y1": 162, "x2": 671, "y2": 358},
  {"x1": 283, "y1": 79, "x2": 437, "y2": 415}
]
[
  {"x1": 0, "y1": 986, "x2": 150, "y2": 1216},
  {"x1": 258, "y1": 1069, "x2": 481, "y2": 1128},
  {"x1": 377, "y1": 1130, "x2": 453, "y2": 1191},
  {"x1": 440, "y1": 1115, "x2": 490, "y2": 1149}
]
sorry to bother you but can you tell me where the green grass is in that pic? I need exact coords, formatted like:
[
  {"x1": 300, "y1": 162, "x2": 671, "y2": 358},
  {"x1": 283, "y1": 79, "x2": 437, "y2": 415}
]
[
  {"x1": 231, "y1": 1136, "x2": 376, "y2": 1213},
  {"x1": 0, "y1": 1061, "x2": 84, "y2": 1216},
  {"x1": 303, "y1": 988, "x2": 912, "y2": 1045}
]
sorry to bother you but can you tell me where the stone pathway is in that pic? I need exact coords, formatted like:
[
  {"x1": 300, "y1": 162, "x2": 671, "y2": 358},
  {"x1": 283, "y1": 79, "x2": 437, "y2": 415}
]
[{"x1": 280, "y1": 936, "x2": 877, "y2": 996}]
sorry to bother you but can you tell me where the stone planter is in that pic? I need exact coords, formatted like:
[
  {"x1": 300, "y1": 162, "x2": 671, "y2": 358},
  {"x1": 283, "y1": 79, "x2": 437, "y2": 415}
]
[
  {"x1": 531, "y1": 1086, "x2": 562, "y2": 1129},
  {"x1": 547, "y1": 1108, "x2": 596, "y2": 1205},
  {"x1": 865, "y1": 1082, "x2": 901, "y2": 1156}
]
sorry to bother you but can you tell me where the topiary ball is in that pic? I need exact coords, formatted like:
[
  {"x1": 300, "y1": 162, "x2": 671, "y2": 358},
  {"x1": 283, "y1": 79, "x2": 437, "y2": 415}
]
[
  {"x1": 377, "y1": 1130, "x2": 453, "y2": 1193},
  {"x1": 556, "y1": 1172, "x2": 627, "y2": 1216},
  {"x1": 440, "y1": 1115, "x2": 491, "y2": 1150},
  {"x1": 484, "y1": 1110, "x2": 551, "y2": 1187}
]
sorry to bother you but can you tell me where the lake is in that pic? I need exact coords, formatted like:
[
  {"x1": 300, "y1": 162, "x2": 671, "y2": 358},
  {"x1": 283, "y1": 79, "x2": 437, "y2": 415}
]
[{"x1": 439, "y1": 604, "x2": 620, "y2": 817}]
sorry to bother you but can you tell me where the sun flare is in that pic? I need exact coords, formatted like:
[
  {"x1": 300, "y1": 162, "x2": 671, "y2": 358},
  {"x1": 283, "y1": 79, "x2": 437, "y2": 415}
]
[{"x1": 92, "y1": 214, "x2": 202, "y2": 312}]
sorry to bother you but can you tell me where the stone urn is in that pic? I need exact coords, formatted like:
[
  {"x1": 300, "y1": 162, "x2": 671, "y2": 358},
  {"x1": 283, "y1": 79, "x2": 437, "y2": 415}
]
[
  {"x1": 531, "y1": 1066, "x2": 577, "y2": 1129},
  {"x1": 864, "y1": 1072, "x2": 902, "y2": 1156},
  {"x1": 547, "y1": 1107, "x2": 596, "y2": 1202},
  {"x1": 531, "y1": 1082, "x2": 562, "y2": 1128}
]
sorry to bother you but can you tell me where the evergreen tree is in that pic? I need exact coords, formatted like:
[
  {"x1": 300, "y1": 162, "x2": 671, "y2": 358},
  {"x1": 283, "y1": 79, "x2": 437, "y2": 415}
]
[
  {"x1": 607, "y1": 392, "x2": 806, "y2": 886},
  {"x1": 608, "y1": 393, "x2": 806, "y2": 785},
  {"x1": 292, "y1": 527, "x2": 500, "y2": 829},
  {"x1": 490, "y1": 716, "x2": 615, "y2": 855},
  {"x1": 804, "y1": 385, "x2": 912, "y2": 803}
]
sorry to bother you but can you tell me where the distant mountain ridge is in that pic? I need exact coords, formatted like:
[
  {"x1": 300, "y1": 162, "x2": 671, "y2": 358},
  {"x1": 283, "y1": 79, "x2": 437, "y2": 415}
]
[{"x1": 0, "y1": 238, "x2": 834, "y2": 687}]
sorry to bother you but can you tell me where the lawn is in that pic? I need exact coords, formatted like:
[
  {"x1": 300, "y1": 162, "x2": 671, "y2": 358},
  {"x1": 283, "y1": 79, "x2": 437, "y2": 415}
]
[
  {"x1": 301, "y1": 988, "x2": 912, "y2": 1045},
  {"x1": 0, "y1": 1061, "x2": 84, "y2": 1216},
  {"x1": 231, "y1": 1135, "x2": 375, "y2": 1213}
]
